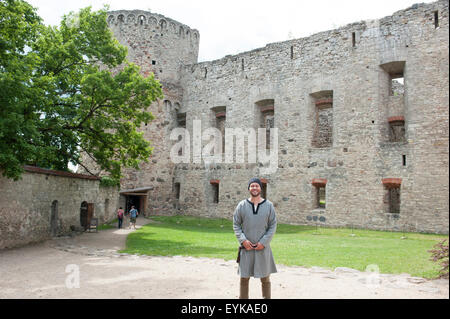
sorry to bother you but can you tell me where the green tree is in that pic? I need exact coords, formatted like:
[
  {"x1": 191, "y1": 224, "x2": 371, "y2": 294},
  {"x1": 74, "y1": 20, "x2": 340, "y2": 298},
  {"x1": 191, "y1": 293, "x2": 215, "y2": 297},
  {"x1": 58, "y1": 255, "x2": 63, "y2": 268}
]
[{"x1": 0, "y1": 0, "x2": 163, "y2": 182}]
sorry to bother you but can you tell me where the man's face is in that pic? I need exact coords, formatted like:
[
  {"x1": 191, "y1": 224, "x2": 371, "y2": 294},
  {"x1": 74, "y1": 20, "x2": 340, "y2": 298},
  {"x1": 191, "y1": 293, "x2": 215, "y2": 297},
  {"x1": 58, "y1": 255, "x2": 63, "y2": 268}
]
[{"x1": 249, "y1": 183, "x2": 261, "y2": 197}]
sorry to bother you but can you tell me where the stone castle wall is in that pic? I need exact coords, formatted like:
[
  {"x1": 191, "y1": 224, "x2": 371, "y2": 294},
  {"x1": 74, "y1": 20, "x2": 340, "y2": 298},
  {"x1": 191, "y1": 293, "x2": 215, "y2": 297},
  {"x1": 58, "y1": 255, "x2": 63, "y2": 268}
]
[
  {"x1": 103, "y1": 1, "x2": 448, "y2": 233},
  {"x1": 0, "y1": 167, "x2": 119, "y2": 249}
]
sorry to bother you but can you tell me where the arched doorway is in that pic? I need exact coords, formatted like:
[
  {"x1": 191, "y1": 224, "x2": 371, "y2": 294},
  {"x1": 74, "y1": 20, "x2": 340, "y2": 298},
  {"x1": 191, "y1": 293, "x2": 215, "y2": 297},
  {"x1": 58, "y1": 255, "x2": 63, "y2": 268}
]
[
  {"x1": 80, "y1": 201, "x2": 88, "y2": 230},
  {"x1": 51, "y1": 200, "x2": 58, "y2": 237},
  {"x1": 80, "y1": 201, "x2": 94, "y2": 231}
]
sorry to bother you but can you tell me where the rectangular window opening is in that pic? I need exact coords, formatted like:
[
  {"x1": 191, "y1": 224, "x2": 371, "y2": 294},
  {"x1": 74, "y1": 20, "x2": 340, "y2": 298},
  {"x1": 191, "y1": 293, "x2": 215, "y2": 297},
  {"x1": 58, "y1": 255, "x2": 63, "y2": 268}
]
[
  {"x1": 388, "y1": 188, "x2": 400, "y2": 214},
  {"x1": 389, "y1": 121, "x2": 405, "y2": 142},
  {"x1": 311, "y1": 92, "x2": 333, "y2": 148},
  {"x1": 255, "y1": 99, "x2": 275, "y2": 149},
  {"x1": 352, "y1": 32, "x2": 356, "y2": 47},
  {"x1": 380, "y1": 61, "x2": 406, "y2": 97},
  {"x1": 177, "y1": 113, "x2": 186, "y2": 129},
  {"x1": 402, "y1": 155, "x2": 406, "y2": 166},
  {"x1": 391, "y1": 76, "x2": 404, "y2": 96},
  {"x1": 434, "y1": 11, "x2": 439, "y2": 28},
  {"x1": 152, "y1": 60, "x2": 156, "y2": 65},
  {"x1": 316, "y1": 186, "x2": 326, "y2": 209}
]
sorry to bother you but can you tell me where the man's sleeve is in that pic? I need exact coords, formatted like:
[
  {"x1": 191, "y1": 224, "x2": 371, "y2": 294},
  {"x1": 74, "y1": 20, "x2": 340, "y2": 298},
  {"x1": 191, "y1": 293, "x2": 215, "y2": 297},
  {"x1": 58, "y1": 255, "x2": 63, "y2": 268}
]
[
  {"x1": 233, "y1": 203, "x2": 247, "y2": 244},
  {"x1": 258, "y1": 203, "x2": 277, "y2": 247}
]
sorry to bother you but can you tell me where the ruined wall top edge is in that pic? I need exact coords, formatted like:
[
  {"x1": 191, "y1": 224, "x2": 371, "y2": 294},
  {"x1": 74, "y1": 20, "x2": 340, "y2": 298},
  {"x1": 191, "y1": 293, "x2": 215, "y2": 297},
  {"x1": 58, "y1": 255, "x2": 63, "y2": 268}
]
[
  {"x1": 185, "y1": 0, "x2": 447, "y2": 67},
  {"x1": 107, "y1": 10, "x2": 199, "y2": 39}
]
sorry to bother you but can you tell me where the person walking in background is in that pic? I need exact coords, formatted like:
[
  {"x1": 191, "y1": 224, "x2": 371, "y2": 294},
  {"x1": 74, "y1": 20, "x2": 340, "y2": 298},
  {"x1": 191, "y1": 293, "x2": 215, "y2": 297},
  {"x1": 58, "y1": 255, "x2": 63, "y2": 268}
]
[
  {"x1": 233, "y1": 177, "x2": 277, "y2": 299},
  {"x1": 129, "y1": 206, "x2": 138, "y2": 230},
  {"x1": 117, "y1": 207, "x2": 124, "y2": 229}
]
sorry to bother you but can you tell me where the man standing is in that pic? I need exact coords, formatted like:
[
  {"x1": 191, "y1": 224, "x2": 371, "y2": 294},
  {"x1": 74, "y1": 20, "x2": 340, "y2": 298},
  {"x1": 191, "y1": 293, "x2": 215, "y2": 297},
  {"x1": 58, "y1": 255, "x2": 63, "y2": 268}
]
[
  {"x1": 129, "y1": 206, "x2": 138, "y2": 230},
  {"x1": 233, "y1": 177, "x2": 277, "y2": 299}
]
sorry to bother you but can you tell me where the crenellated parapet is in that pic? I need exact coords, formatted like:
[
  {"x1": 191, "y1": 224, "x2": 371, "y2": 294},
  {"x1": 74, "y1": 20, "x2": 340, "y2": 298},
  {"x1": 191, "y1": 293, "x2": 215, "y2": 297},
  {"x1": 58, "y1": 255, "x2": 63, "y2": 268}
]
[
  {"x1": 107, "y1": 10, "x2": 200, "y2": 44},
  {"x1": 106, "y1": 10, "x2": 200, "y2": 87}
]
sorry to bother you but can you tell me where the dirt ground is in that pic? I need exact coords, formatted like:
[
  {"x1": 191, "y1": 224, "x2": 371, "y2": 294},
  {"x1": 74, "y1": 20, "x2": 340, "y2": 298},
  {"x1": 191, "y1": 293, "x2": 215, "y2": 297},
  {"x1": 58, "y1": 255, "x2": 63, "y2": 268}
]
[{"x1": 0, "y1": 217, "x2": 448, "y2": 299}]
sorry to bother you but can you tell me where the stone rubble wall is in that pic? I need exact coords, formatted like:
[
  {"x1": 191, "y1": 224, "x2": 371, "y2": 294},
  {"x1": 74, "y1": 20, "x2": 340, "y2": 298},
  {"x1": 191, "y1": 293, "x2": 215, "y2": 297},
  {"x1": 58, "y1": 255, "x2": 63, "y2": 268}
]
[
  {"x1": 174, "y1": 1, "x2": 449, "y2": 234},
  {"x1": 0, "y1": 168, "x2": 119, "y2": 250}
]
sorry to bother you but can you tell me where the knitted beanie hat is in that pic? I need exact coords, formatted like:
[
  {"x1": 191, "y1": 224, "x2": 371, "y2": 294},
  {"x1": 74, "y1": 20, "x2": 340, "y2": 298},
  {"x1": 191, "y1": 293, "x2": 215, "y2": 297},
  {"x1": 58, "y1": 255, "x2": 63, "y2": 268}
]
[{"x1": 248, "y1": 177, "x2": 262, "y2": 189}]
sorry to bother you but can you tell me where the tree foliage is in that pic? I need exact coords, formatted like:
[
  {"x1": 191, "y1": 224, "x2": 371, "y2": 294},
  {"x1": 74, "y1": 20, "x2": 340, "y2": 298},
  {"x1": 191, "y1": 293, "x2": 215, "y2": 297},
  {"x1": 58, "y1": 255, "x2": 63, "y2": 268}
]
[{"x1": 0, "y1": 0, "x2": 163, "y2": 181}]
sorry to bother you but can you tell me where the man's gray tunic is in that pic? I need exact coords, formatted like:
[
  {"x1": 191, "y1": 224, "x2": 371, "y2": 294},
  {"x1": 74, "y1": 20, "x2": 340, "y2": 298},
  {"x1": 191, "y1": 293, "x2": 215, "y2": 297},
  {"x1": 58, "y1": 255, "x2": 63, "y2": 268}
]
[{"x1": 233, "y1": 199, "x2": 277, "y2": 278}]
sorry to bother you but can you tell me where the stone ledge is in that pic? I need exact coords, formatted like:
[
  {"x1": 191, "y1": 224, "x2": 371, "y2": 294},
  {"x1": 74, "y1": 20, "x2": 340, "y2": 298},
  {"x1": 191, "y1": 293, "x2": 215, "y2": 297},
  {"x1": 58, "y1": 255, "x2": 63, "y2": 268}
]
[
  {"x1": 312, "y1": 178, "x2": 327, "y2": 186},
  {"x1": 315, "y1": 98, "x2": 333, "y2": 107},
  {"x1": 388, "y1": 116, "x2": 405, "y2": 123},
  {"x1": 382, "y1": 178, "x2": 402, "y2": 188}
]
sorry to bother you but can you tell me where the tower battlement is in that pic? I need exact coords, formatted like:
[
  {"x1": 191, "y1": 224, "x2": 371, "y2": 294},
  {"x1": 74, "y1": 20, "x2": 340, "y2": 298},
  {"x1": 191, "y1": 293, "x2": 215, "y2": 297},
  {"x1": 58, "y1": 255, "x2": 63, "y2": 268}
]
[
  {"x1": 107, "y1": 10, "x2": 200, "y2": 85},
  {"x1": 107, "y1": 10, "x2": 199, "y2": 45}
]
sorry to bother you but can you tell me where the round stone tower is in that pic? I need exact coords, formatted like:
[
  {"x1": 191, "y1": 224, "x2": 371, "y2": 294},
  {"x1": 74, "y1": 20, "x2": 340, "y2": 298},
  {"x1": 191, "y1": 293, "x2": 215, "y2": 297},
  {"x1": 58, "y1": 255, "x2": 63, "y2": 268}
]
[
  {"x1": 105, "y1": 10, "x2": 200, "y2": 215},
  {"x1": 107, "y1": 10, "x2": 200, "y2": 87}
]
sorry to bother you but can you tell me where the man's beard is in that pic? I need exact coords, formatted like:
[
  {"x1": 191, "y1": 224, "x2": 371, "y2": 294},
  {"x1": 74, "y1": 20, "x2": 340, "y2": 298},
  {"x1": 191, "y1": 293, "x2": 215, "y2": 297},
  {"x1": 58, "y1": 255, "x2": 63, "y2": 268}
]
[{"x1": 250, "y1": 190, "x2": 261, "y2": 197}]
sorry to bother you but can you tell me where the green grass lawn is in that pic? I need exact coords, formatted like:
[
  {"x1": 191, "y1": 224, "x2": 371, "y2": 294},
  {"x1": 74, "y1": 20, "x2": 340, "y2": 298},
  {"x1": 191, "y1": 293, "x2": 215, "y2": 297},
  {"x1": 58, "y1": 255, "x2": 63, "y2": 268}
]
[{"x1": 121, "y1": 215, "x2": 448, "y2": 279}]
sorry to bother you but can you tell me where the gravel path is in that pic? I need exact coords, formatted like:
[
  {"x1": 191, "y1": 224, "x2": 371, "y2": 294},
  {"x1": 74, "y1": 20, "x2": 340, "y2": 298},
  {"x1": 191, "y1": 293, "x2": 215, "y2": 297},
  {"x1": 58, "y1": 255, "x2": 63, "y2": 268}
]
[{"x1": 0, "y1": 217, "x2": 448, "y2": 299}]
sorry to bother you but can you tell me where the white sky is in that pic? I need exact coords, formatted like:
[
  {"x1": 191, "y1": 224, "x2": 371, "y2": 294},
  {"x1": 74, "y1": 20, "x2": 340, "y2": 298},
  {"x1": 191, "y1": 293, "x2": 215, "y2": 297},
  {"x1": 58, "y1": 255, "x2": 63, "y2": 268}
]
[{"x1": 27, "y1": 0, "x2": 434, "y2": 62}]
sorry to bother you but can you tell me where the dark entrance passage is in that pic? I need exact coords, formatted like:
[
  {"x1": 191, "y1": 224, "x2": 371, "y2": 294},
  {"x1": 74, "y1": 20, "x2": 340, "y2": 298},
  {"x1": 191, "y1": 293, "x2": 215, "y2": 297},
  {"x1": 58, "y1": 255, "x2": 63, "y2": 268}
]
[
  {"x1": 119, "y1": 186, "x2": 153, "y2": 217},
  {"x1": 126, "y1": 195, "x2": 141, "y2": 213}
]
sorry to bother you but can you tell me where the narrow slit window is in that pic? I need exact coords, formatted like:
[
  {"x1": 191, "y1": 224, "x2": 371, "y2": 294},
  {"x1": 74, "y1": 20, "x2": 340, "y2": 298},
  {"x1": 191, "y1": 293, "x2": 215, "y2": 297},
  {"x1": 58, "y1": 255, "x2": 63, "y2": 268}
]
[
  {"x1": 290, "y1": 46, "x2": 294, "y2": 59},
  {"x1": 213, "y1": 108, "x2": 226, "y2": 154},
  {"x1": 402, "y1": 155, "x2": 406, "y2": 166},
  {"x1": 241, "y1": 59, "x2": 244, "y2": 71},
  {"x1": 212, "y1": 184, "x2": 219, "y2": 203},
  {"x1": 434, "y1": 11, "x2": 439, "y2": 28},
  {"x1": 352, "y1": 32, "x2": 356, "y2": 47},
  {"x1": 177, "y1": 135, "x2": 183, "y2": 156},
  {"x1": 174, "y1": 183, "x2": 180, "y2": 200},
  {"x1": 264, "y1": 112, "x2": 274, "y2": 149},
  {"x1": 256, "y1": 99, "x2": 275, "y2": 150}
]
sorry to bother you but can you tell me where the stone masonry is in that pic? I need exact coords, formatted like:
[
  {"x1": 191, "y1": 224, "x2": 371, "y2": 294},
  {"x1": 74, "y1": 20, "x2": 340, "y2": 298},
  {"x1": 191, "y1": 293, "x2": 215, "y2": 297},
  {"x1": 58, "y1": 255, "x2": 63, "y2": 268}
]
[
  {"x1": 0, "y1": 166, "x2": 119, "y2": 249},
  {"x1": 101, "y1": 1, "x2": 448, "y2": 234}
]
